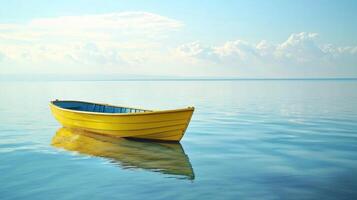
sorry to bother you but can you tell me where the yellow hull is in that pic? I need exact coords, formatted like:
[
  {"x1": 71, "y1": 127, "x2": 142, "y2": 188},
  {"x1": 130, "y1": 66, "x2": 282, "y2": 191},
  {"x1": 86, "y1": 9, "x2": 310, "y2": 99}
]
[
  {"x1": 50, "y1": 100, "x2": 194, "y2": 141},
  {"x1": 52, "y1": 127, "x2": 194, "y2": 179}
]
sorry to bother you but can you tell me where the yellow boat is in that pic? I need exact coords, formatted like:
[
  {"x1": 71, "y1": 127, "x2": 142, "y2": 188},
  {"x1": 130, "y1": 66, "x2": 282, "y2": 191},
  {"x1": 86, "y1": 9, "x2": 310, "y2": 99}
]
[
  {"x1": 52, "y1": 127, "x2": 195, "y2": 179},
  {"x1": 50, "y1": 100, "x2": 194, "y2": 141}
]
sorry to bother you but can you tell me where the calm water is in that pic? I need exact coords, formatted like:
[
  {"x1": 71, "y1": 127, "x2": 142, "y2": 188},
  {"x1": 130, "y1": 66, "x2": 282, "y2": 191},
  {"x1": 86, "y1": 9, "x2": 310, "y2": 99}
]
[{"x1": 1, "y1": 80, "x2": 357, "y2": 200}]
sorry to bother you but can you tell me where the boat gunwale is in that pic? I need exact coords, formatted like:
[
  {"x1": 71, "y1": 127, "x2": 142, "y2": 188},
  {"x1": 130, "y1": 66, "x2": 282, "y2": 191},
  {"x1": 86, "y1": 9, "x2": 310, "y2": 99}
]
[{"x1": 50, "y1": 100, "x2": 195, "y2": 116}]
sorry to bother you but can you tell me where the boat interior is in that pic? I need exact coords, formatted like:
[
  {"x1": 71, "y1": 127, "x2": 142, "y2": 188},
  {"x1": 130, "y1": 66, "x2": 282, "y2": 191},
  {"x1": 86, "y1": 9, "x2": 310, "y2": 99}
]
[{"x1": 53, "y1": 101, "x2": 148, "y2": 113}]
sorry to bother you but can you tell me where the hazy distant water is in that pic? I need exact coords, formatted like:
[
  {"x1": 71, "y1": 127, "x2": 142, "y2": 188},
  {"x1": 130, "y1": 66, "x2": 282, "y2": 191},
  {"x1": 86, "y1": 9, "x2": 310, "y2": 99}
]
[{"x1": 1, "y1": 80, "x2": 357, "y2": 200}]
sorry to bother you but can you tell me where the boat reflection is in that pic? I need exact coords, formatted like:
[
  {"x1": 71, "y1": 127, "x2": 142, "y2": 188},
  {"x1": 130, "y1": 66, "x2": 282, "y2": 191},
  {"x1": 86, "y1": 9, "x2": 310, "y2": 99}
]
[{"x1": 51, "y1": 127, "x2": 195, "y2": 180}]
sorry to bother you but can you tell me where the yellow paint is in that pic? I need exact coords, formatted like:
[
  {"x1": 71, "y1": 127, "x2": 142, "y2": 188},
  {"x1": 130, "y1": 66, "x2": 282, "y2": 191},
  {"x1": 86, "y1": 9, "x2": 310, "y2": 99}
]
[
  {"x1": 50, "y1": 101, "x2": 194, "y2": 141},
  {"x1": 52, "y1": 127, "x2": 195, "y2": 179}
]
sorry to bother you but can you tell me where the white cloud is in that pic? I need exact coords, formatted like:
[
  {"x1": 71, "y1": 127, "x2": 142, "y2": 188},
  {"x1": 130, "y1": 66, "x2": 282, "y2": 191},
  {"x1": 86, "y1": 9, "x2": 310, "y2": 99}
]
[
  {"x1": 175, "y1": 32, "x2": 357, "y2": 70},
  {"x1": 0, "y1": 11, "x2": 183, "y2": 74},
  {"x1": 0, "y1": 12, "x2": 183, "y2": 41},
  {"x1": 275, "y1": 32, "x2": 324, "y2": 63},
  {"x1": 175, "y1": 41, "x2": 219, "y2": 64},
  {"x1": 30, "y1": 12, "x2": 182, "y2": 30}
]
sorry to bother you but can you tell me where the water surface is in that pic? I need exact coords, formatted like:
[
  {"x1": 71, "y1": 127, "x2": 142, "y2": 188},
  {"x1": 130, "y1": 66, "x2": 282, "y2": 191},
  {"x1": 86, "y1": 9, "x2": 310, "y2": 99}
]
[{"x1": 1, "y1": 80, "x2": 357, "y2": 199}]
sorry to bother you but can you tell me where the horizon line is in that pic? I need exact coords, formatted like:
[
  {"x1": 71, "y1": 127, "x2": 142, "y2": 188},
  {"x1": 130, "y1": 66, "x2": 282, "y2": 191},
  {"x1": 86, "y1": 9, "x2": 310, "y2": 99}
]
[{"x1": 1, "y1": 77, "x2": 357, "y2": 81}]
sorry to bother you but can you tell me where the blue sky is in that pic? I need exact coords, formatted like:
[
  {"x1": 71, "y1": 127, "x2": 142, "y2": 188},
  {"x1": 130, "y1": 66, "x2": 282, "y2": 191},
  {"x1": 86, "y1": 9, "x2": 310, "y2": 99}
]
[{"x1": 0, "y1": 0, "x2": 356, "y2": 78}]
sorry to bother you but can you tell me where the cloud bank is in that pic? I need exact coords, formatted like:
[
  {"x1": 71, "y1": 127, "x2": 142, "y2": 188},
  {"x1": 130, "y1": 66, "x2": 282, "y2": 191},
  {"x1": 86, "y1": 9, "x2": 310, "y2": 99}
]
[
  {"x1": 0, "y1": 12, "x2": 356, "y2": 77},
  {"x1": 175, "y1": 32, "x2": 357, "y2": 70}
]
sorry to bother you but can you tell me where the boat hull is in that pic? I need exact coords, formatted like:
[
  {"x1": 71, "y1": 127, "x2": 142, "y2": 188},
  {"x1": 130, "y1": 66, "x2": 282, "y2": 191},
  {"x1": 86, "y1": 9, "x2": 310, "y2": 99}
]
[{"x1": 50, "y1": 101, "x2": 194, "y2": 141}]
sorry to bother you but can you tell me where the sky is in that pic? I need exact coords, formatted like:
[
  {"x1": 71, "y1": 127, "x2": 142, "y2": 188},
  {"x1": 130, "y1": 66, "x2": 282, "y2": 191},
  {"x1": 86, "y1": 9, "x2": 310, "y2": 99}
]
[{"x1": 0, "y1": 0, "x2": 357, "y2": 78}]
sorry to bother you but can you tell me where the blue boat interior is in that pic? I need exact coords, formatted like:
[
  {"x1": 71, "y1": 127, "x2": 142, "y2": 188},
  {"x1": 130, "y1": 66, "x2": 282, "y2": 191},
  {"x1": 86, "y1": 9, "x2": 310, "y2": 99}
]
[{"x1": 53, "y1": 101, "x2": 148, "y2": 113}]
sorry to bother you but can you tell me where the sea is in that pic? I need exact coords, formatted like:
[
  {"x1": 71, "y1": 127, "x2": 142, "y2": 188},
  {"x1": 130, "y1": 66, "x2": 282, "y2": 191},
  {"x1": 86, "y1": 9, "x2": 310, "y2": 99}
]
[{"x1": 0, "y1": 79, "x2": 357, "y2": 199}]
